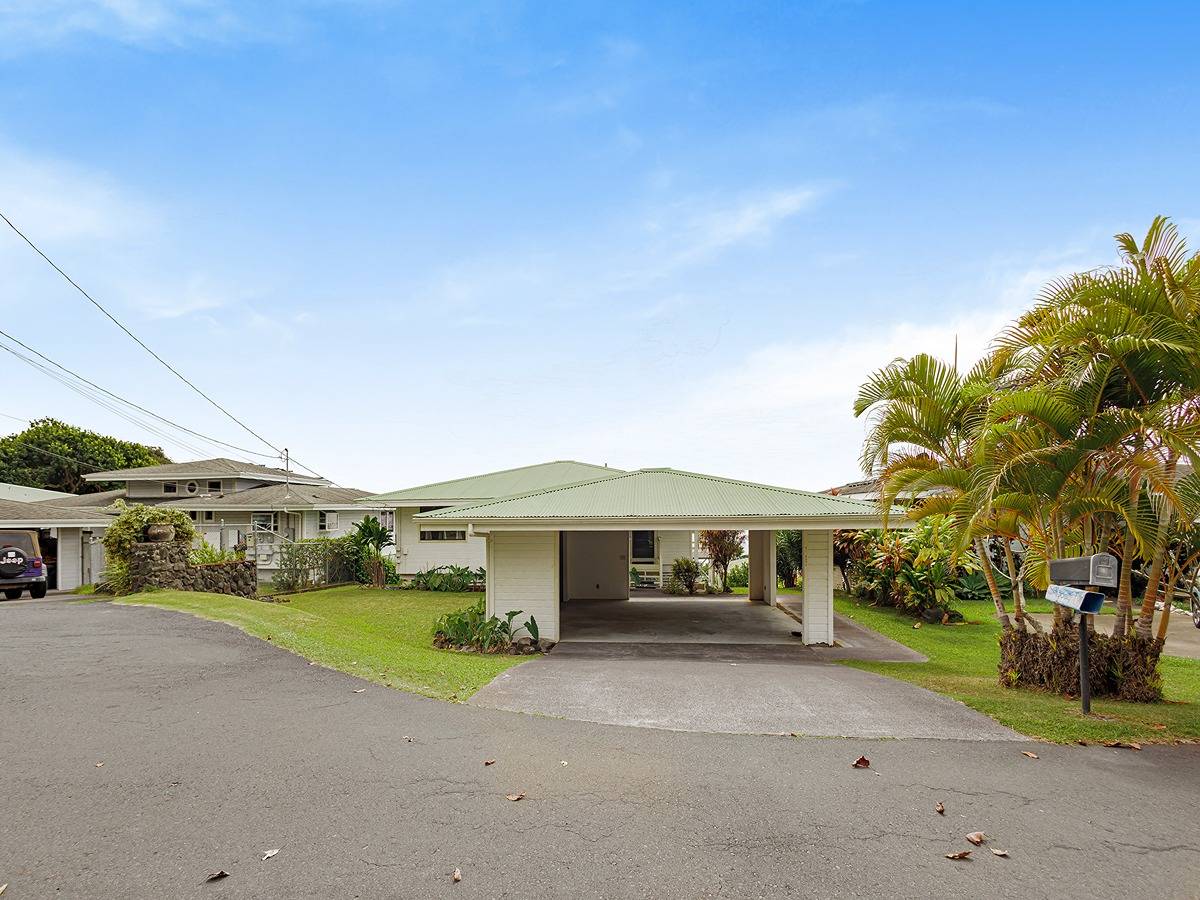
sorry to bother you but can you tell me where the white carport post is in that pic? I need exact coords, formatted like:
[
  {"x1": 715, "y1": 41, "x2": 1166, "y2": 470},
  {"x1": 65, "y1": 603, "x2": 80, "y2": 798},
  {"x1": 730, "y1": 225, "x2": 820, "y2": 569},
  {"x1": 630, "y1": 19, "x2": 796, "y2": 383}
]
[
  {"x1": 747, "y1": 529, "x2": 777, "y2": 607},
  {"x1": 802, "y1": 529, "x2": 835, "y2": 645}
]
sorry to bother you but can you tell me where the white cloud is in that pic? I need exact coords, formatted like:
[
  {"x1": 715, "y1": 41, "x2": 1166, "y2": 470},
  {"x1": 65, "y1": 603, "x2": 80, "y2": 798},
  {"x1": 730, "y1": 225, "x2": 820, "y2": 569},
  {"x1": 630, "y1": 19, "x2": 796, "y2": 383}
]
[{"x1": 0, "y1": 0, "x2": 247, "y2": 46}]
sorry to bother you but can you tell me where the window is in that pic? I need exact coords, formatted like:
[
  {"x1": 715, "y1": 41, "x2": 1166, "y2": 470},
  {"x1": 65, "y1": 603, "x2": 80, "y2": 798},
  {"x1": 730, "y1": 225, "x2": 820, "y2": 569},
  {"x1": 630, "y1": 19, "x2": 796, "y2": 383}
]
[
  {"x1": 188, "y1": 511, "x2": 197, "y2": 521},
  {"x1": 420, "y1": 529, "x2": 466, "y2": 541},
  {"x1": 207, "y1": 480, "x2": 222, "y2": 493},
  {"x1": 203, "y1": 511, "x2": 215, "y2": 522},
  {"x1": 185, "y1": 481, "x2": 199, "y2": 494},
  {"x1": 251, "y1": 512, "x2": 277, "y2": 533},
  {"x1": 318, "y1": 511, "x2": 340, "y2": 532},
  {"x1": 378, "y1": 510, "x2": 395, "y2": 531},
  {"x1": 631, "y1": 530, "x2": 656, "y2": 562},
  {"x1": 162, "y1": 482, "x2": 178, "y2": 495}
]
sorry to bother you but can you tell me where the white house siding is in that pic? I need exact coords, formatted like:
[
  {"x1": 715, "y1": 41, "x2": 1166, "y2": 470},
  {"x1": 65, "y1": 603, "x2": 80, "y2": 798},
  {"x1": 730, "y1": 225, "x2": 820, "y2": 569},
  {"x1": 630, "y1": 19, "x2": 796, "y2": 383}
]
[
  {"x1": 54, "y1": 527, "x2": 82, "y2": 591},
  {"x1": 802, "y1": 529, "x2": 835, "y2": 645},
  {"x1": 395, "y1": 507, "x2": 485, "y2": 575},
  {"x1": 564, "y1": 531, "x2": 629, "y2": 600},
  {"x1": 486, "y1": 531, "x2": 559, "y2": 642},
  {"x1": 86, "y1": 531, "x2": 107, "y2": 585}
]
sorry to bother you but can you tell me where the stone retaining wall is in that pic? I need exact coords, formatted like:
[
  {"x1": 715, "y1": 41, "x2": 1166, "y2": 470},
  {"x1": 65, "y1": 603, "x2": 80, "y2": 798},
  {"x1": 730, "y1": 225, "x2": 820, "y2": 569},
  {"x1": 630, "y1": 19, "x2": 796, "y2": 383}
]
[{"x1": 128, "y1": 540, "x2": 257, "y2": 598}]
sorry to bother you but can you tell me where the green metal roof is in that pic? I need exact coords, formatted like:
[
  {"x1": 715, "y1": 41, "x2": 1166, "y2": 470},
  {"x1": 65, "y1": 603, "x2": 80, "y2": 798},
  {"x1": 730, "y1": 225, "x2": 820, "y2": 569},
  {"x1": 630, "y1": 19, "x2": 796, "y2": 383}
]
[
  {"x1": 361, "y1": 460, "x2": 624, "y2": 505},
  {"x1": 414, "y1": 468, "x2": 897, "y2": 523}
]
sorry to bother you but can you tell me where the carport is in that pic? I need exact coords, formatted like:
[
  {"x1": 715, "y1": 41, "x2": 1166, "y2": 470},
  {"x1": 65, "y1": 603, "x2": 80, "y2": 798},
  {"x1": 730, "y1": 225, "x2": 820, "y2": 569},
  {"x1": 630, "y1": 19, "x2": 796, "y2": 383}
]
[{"x1": 415, "y1": 468, "x2": 898, "y2": 646}]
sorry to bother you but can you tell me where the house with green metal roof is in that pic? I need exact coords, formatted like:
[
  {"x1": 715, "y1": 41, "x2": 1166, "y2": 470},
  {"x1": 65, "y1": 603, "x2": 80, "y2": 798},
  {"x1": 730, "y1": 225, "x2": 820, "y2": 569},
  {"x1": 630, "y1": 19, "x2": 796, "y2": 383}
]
[
  {"x1": 411, "y1": 466, "x2": 896, "y2": 646},
  {"x1": 359, "y1": 460, "x2": 696, "y2": 579}
]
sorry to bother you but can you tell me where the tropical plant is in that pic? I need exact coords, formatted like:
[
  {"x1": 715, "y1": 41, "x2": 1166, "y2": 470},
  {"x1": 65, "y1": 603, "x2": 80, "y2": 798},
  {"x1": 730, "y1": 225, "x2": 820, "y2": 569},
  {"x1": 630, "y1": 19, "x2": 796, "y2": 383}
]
[
  {"x1": 671, "y1": 557, "x2": 702, "y2": 594},
  {"x1": 700, "y1": 530, "x2": 745, "y2": 593},
  {"x1": 351, "y1": 515, "x2": 395, "y2": 587},
  {"x1": 431, "y1": 599, "x2": 533, "y2": 652},
  {"x1": 189, "y1": 540, "x2": 243, "y2": 565},
  {"x1": 776, "y1": 530, "x2": 803, "y2": 587},
  {"x1": 407, "y1": 564, "x2": 483, "y2": 592}
]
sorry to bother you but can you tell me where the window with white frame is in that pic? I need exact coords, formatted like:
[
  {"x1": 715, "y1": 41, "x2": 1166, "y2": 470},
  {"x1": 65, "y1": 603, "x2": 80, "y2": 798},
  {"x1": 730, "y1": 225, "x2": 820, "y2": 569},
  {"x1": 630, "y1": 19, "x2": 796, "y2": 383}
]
[
  {"x1": 187, "y1": 510, "x2": 197, "y2": 521},
  {"x1": 203, "y1": 511, "x2": 215, "y2": 522},
  {"x1": 185, "y1": 481, "x2": 199, "y2": 494},
  {"x1": 162, "y1": 482, "x2": 178, "y2": 495},
  {"x1": 318, "y1": 511, "x2": 339, "y2": 532},
  {"x1": 207, "y1": 480, "x2": 222, "y2": 493},
  {"x1": 378, "y1": 510, "x2": 395, "y2": 531},
  {"x1": 251, "y1": 512, "x2": 277, "y2": 533},
  {"x1": 420, "y1": 528, "x2": 466, "y2": 541}
]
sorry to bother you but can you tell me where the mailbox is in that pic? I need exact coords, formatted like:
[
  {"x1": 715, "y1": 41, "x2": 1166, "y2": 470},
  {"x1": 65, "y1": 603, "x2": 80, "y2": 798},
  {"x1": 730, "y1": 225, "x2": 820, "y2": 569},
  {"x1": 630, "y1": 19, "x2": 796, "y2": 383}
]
[
  {"x1": 1048, "y1": 552, "x2": 1119, "y2": 589},
  {"x1": 1045, "y1": 583, "x2": 1106, "y2": 615}
]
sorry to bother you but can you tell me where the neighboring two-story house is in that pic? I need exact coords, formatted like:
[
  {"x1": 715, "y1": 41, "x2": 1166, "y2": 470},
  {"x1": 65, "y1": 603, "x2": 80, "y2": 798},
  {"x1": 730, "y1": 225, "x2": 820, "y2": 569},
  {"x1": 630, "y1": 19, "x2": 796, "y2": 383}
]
[{"x1": 84, "y1": 458, "x2": 386, "y2": 580}]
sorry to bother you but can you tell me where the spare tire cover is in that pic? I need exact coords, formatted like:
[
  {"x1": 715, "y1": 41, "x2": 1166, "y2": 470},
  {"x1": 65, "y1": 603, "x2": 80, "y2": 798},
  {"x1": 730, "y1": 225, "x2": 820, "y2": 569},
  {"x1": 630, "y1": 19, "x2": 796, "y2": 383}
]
[{"x1": 0, "y1": 547, "x2": 28, "y2": 577}]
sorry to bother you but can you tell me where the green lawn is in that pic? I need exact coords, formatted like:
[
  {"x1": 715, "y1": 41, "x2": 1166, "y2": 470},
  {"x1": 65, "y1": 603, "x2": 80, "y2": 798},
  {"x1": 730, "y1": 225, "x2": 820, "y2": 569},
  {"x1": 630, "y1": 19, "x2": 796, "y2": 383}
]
[
  {"x1": 836, "y1": 592, "x2": 1200, "y2": 744},
  {"x1": 114, "y1": 586, "x2": 527, "y2": 701}
]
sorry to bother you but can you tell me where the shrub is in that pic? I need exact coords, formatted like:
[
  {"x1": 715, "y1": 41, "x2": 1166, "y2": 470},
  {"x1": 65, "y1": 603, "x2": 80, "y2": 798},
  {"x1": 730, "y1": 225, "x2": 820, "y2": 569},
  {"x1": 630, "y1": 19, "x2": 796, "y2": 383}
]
[
  {"x1": 190, "y1": 540, "x2": 243, "y2": 565},
  {"x1": 671, "y1": 557, "x2": 701, "y2": 594},
  {"x1": 432, "y1": 599, "x2": 534, "y2": 652},
  {"x1": 101, "y1": 501, "x2": 197, "y2": 562},
  {"x1": 408, "y1": 565, "x2": 483, "y2": 592},
  {"x1": 99, "y1": 501, "x2": 197, "y2": 594},
  {"x1": 273, "y1": 535, "x2": 363, "y2": 593},
  {"x1": 726, "y1": 560, "x2": 749, "y2": 589}
]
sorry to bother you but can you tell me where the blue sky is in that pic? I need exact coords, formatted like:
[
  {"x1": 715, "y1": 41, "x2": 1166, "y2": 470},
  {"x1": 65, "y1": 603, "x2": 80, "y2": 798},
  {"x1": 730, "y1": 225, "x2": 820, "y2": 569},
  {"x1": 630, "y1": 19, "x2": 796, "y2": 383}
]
[{"x1": 1, "y1": 1, "x2": 1196, "y2": 492}]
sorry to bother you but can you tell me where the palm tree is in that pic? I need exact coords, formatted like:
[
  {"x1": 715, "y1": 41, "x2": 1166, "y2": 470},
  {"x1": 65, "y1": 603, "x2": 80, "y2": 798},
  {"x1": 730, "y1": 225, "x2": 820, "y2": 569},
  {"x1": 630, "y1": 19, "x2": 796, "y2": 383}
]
[
  {"x1": 854, "y1": 353, "x2": 1014, "y2": 630},
  {"x1": 991, "y1": 217, "x2": 1200, "y2": 641},
  {"x1": 352, "y1": 515, "x2": 395, "y2": 588}
]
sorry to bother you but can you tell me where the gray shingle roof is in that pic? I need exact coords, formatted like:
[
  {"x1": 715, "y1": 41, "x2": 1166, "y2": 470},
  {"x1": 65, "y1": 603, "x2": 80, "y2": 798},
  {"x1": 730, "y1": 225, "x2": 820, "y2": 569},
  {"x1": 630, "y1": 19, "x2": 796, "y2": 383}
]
[
  {"x1": 35, "y1": 489, "x2": 127, "y2": 509},
  {"x1": 84, "y1": 457, "x2": 328, "y2": 485},
  {"x1": 0, "y1": 497, "x2": 114, "y2": 526},
  {"x1": 157, "y1": 483, "x2": 381, "y2": 511}
]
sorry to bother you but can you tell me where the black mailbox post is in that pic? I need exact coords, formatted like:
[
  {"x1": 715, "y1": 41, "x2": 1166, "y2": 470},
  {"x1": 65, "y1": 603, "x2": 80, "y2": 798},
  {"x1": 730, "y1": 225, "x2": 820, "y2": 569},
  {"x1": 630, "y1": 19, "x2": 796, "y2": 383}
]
[{"x1": 1047, "y1": 553, "x2": 1119, "y2": 714}]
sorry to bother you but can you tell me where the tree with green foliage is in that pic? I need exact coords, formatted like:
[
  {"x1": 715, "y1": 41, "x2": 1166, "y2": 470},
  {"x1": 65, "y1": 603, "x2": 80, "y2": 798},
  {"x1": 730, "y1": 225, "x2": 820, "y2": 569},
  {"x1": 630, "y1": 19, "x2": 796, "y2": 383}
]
[
  {"x1": 0, "y1": 418, "x2": 170, "y2": 494},
  {"x1": 700, "y1": 530, "x2": 745, "y2": 593}
]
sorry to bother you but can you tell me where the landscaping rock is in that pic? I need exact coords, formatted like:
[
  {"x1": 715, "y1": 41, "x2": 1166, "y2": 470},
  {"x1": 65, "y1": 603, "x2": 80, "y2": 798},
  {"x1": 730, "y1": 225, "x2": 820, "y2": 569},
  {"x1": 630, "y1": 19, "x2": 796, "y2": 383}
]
[
  {"x1": 536, "y1": 639, "x2": 556, "y2": 653},
  {"x1": 127, "y1": 541, "x2": 257, "y2": 599}
]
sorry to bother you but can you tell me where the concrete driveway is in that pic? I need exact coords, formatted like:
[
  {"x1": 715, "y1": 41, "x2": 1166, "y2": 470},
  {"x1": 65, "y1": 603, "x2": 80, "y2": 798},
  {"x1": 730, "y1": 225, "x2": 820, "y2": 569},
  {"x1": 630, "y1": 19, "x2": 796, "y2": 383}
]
[
  {"x1": 3, "y1": 598, "x2": 1198, "y2": 899},
  {"x1": 468, "y1": 597, "x2": 1018, "y2": 740}
]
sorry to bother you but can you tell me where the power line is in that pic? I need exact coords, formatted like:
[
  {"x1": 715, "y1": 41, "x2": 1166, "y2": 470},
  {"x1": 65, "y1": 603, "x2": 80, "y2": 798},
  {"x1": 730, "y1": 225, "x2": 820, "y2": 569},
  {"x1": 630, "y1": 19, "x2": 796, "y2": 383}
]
[
  {"x1": 0, "y1": 328, "x2": 278, "y2": 460},
  {"x1": 1, "y1": 209, "x2": 284, "y2": 457}
]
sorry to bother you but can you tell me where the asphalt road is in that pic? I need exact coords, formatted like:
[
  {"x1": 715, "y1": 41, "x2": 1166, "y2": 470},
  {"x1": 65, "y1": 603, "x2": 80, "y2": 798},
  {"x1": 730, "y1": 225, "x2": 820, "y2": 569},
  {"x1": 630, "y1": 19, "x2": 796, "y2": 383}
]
[{"x1": 2, "y1": 599, "x2": 1198, "y2": 899}]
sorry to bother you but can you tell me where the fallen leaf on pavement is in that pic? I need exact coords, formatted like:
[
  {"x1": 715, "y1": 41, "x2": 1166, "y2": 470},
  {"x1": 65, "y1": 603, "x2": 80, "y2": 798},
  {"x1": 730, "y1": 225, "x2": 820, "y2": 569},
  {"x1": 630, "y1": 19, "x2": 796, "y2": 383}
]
[
  {"x1": 452, "y1": 868, "x2": 462, "y2": 883},
  {"x1": 1021, "y1": 751, "x2": 1039, "y2": 759},
  {"x1": 1, "y1": 883, "x2": 7, "y2": 895},
  {"x1": 560, "y1": 761, "x2": 568, "y2": 767},
  {"x1": 205, "y1": 870, "x2": 231, "y2": 882},
  {"x1": 95, "y1": 762, "x2": 104, "y2": 768},
  {"x1": 966, "y1": 832, "x2": 986, "y2": 846},
  {"x1": 935, "y1": 802, "x2": 945, "y2": 815},
  {"x1": 353, "y1": 688, "x2": 366, "y2": 693},
  {"x1": 851, "y1": 755, "x2": 870, "y2": 769},
  {"x1": 261, "y1": 849, "x2": 279, "y2": 861},
  {"x1": 483, "y1": 759, "x2": 496, "y2": 766},
  {"x1": 991, "y1": 849, "x2": 1009, "y2": 858},
  {"x1": 1103, "y1": 740, "x2": 1141, "y2": 750},
  {"x1": 505, "y1": 792, "x2": 525, "y2": 802},
  {"x1": 945, "y1": 850, "x2": 972, "y2": 860}
]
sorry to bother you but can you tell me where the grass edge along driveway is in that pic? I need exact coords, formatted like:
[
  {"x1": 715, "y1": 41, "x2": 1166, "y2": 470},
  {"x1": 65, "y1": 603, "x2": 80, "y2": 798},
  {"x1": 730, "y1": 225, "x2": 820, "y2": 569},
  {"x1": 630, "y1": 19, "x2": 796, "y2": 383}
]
[
  {"x1": 114, "y1": 586, "x2": 527, "y2": 701},
  {"x1": 835, "y1": 592, "x2": 1200, "y2": 744}
]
